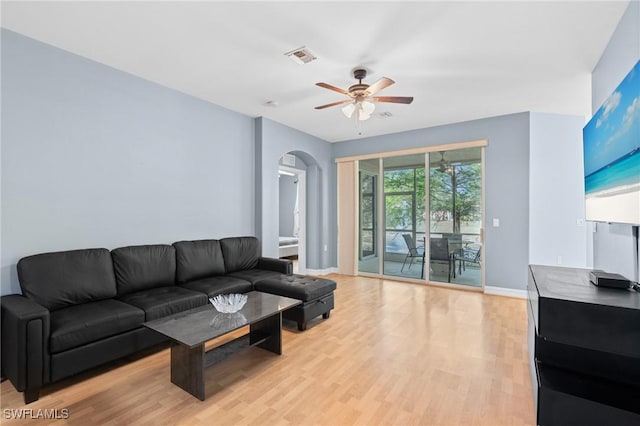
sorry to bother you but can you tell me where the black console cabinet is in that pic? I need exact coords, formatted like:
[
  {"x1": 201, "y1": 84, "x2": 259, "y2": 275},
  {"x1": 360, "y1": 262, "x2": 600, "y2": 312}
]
[{"x1": 527, "y1": 265, "x2": 640, "y2": 426}]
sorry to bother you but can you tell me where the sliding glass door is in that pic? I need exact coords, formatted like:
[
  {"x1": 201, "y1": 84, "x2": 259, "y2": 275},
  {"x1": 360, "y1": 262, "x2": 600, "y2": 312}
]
[
  {"x1": 428, "y1": 147, "x2": 483, "y2": 287},
  {"x1": 353, "y1": 144, "x2": 484, "y2": 288},
  {"x1": 382, "y1": 155, "x2": 426, "y2": 279},
  {"x1": 358, "y1": 159, "x2": 380, "y2": 274}
]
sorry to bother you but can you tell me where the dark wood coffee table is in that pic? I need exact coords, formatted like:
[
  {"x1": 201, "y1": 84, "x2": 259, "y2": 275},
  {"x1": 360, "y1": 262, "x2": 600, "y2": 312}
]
[{"x1": 144, "y1": 291, "x2": 300, "y2": 400}]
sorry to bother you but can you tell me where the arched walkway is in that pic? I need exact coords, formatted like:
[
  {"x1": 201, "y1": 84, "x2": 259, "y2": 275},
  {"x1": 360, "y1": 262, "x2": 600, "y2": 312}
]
[{"x1": 277, "y1": 150, "x2": 322, "y2": 272}]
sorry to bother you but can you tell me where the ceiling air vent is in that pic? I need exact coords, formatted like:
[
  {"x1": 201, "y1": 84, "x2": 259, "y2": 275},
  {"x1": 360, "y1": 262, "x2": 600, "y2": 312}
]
[{"x1": 284, "y1": 46, "x2": 317, "y2": 65}]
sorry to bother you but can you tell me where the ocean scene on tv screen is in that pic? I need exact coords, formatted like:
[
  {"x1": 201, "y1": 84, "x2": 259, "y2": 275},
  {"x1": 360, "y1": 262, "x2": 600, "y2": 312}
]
[{"x1": 583, "y1": 60, "x2": 640, "y2": 224}]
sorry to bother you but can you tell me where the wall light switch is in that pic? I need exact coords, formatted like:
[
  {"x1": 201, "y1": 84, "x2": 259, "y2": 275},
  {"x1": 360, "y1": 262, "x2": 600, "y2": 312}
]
[
  {"x1": 323, "y1": 245, "x2": 328, "y2": 252},
  {"x1": 492, "y1": 218, "x2": 500, "y2": 227},
  {"x1": 576, "y1": 218, "x2": 585, "y2": 227}
]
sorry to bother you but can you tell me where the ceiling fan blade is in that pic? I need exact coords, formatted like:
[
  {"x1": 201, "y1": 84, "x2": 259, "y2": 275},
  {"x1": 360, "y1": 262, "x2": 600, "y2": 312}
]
[
  {"x1": 372, "y1": 96, "x2": 414, "y2": 104},
  {"x1": 364, "y1": 77, "x2": 394, "y2": 96},
  {"x1": 316, "y1": 82, "x2": 350, "y2": 95},
  {"x1": 314, "y1": 99, "x2": 353, "y2": 110}
]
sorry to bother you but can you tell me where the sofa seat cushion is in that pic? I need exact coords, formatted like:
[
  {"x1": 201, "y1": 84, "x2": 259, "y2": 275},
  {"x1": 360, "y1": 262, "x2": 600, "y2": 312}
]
[
  {"x1": 181, "y1": 276, "x2": 252, "y2": 298},
  {"x1": 227, "y1": 269, "x2": 285, "y2": 285},
  {"x1": 118, "y1": 286, "x2": 207, "y2": 321},
  {"x1": 50, "y1": 299, "x2": 144, "y2": 353},
  {"x1": 255, "y1": 274, "x2": 337, "y2": 302}
]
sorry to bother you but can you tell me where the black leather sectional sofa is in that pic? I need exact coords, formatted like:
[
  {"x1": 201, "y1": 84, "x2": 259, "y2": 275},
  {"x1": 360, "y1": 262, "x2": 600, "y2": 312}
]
[{"x1": 1, "y1": 236, "x2": 335, "y2": 404}]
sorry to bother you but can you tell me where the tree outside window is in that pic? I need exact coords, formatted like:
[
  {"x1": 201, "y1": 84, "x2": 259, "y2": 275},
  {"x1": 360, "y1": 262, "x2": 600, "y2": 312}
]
[{"x1": 430, "y1": 163, "x2": 481, "y2": 234}]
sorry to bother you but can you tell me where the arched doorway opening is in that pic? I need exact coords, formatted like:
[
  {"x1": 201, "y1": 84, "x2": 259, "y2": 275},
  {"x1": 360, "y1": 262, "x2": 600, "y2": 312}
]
[{"x1": 277, "y1": 150, "x2": 321, "y2": 274}]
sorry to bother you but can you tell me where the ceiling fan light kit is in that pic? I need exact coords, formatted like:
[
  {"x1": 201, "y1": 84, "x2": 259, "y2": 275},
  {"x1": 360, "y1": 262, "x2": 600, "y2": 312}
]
[
  {"x1": 341, "y1": 99, "x2": 375, "y2": 121},
  {"x1": 315, "y1": 68, "x2": 414, "y2": 123},
  {"x1": 341, "y1": 103, "x2": 356, "y2": 118}
]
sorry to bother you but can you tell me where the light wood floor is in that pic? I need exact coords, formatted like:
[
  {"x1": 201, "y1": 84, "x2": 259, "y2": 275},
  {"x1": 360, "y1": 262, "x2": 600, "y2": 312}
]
[{"x1": 1, "y1": 275, "x2": 535, "y2": 425}]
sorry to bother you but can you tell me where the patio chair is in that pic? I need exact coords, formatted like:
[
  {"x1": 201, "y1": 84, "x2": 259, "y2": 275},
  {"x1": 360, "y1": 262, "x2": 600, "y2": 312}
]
[
  {"x1": 456, "y1": 245, "x2": 481, "y2": 276},
  {"x1": 401, "y1": 234, "x2": 425, "y2": 273},
  {"x1": 430, "y1": 237, "x2": 453, "y2": 282},
  {"x1": 443, "y1": 233, "x2": 463, "y2": 258}
]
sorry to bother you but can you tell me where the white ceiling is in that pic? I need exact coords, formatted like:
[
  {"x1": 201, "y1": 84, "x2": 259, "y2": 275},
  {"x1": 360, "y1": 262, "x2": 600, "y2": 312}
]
[{"x1": 1, "y1": 1, "x2": 629, "y2": 142}]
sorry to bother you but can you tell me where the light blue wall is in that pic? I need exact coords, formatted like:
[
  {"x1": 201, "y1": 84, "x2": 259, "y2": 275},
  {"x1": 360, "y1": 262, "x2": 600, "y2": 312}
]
[
  {"x1": 333, "y1": 113, "x2": 531, "y2": 290},
  {"x1": 590, "y1": 1, "x2": 640, "y2": 282},
  {"x1": 529, "y1": 113, "x2": 587, "y2": 268},
  {"x1": 1, "y1": 30, "x2": 256, "y2": 295},
  {"x1": 256, "y1": 118, "x2": 336, "y2": 270}
]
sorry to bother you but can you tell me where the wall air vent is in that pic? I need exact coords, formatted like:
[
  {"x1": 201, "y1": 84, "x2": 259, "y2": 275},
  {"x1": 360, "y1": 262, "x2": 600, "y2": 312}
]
[
  {"x1": 284, "y1": 46, "x2": 317, "y2": 65},
  {"x1": 282, "y1": 153, "x2": 296, "y2": 166}
]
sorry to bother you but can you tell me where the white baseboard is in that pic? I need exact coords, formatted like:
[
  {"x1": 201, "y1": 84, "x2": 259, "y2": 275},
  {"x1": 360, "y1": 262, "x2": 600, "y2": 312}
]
[
  {"x1": 304, "y1": 267, "x2": 338, "y2": 276},
  {"x1": 484, "y1": 286, "x2": 527, "y2": 299}
]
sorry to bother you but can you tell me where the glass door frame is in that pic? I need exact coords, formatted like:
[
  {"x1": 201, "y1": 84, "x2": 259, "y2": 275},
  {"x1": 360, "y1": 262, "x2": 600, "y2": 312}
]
[
  {"x1": 359, "y1": 170, "x2": 377, "y2": 260},
  {"x1": 351, "y1": 141, "x2": 486, "y2": 291},
  {"x1": 357, "y1": 159, "x2": 383, "y2": 277},
  {"x1": 381, "y1": 159, "x2": 426, "y2": 278},
  {"x1": 427, "y1": 147, "x2": 485, "y2": 288}
]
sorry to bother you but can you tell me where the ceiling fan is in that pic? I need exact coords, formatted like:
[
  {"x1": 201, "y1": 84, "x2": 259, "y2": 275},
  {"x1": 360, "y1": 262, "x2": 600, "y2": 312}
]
[
  {"x1": 437, "y1": 151, "x2": 452, "y2": 173},
  {"x1": 314, "y1": 69, "x2": 414, "y2": 121}
]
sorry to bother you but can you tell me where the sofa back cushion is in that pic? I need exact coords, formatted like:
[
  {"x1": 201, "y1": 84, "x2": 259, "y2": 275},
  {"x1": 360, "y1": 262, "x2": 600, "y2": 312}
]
[
  {"x1": 220, "y1": 236, "x2": 260, "y2": 273},
  {"x1": 17, "y1": 248, "x2": 117, "y2": 311},
  {"x1": 111, "y1": 245, "x2": 176, "y2": 296},
  {"x1": 173, "y1": 239, "x2": 226, "y2": 283}
]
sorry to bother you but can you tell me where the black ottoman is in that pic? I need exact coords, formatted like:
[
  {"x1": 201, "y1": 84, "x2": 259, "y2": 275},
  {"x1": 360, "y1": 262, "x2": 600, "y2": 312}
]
[{"x1": 255, "y1": 274, "x2": 336, "y2": 331}]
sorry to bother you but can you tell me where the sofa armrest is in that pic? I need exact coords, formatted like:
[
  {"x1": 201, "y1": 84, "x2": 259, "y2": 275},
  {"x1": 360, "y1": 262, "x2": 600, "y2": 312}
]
[
  {"x1": 257, "y1": 257, "x2": 292, "y2": 275},
  {"x1": 1, "y1": 295, "x2": 50, "y2": 394}
]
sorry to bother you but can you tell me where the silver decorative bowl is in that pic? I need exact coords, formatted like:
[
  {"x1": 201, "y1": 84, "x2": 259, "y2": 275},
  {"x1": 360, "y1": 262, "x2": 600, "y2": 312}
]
[{"x1": 208, "y1": 293, "x2": 248, "y2": 313}]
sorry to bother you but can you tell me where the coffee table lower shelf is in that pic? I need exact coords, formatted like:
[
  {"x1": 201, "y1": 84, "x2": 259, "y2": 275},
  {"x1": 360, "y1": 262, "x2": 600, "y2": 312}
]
[{"x1": 170, "y1": 313, "x2": 282, "y2": 401}]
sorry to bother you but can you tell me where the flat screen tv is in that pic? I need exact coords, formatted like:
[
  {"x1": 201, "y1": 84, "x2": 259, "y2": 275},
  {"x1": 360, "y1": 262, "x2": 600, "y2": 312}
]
[{"x1": 583, "y1": 60, "x2": 640, "y2": 225}]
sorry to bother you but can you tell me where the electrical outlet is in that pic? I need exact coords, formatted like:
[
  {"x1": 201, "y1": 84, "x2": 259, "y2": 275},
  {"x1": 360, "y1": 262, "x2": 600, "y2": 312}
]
[
  {"x1": 576, "y1": 218, "x2": 585, "y2": 227},
  {"x1": 492, "y1": 218, "x2": 500, "y2": 227}
]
